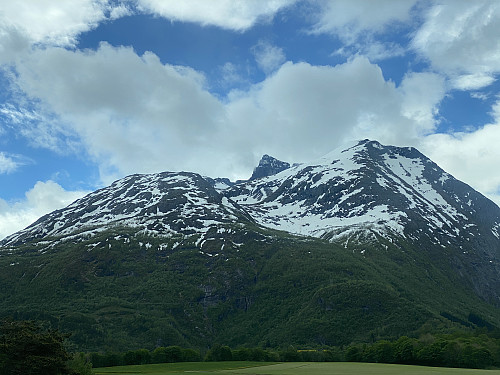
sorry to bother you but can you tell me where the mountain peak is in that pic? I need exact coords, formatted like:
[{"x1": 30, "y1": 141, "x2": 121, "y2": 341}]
[{"x1": 249, "y1": 154, "x2": 290, "y2": 180}]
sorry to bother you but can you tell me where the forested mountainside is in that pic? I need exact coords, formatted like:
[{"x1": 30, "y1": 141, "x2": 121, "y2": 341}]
[{"x1": 1, "y1": 140, "x2": 498, "y2": 351}]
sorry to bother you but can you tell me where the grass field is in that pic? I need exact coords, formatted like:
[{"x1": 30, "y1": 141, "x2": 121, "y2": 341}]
[{"x1": 94, "y1": 362, "x2": 500, "y2": 375}]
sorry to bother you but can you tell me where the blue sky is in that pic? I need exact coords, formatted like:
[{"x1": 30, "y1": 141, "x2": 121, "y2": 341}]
[{"x1": 1, "y1": 0, "x2": 500, "y2": 239}]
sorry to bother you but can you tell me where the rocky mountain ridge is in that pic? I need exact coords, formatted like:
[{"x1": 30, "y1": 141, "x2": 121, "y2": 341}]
[{"x1": 4, "y1": 140, "x2": 499, "y2": 255}]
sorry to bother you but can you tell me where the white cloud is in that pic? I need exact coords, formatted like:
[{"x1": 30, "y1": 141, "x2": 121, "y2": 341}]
[
  {"x1": 0, "y1": 0, "x2": 133, "y2": 64},
  {"x1": 0, "y1": 26, "x2": 31, "y2": 64},
  {"x1": 0, "y1": 0, "x2": 109, "y2": 46},
  {"x1": 136, "y1": 0, "x2": 297, "y2": 31},
  {"x1": 0, "y1": 104, "x2": 80, "y2": 153},
  {"x1": 110, "y1": 3, "x2": 133, "y2": 20},
  {"x1": 9, "y1": 41, "x2": 447, "y2": 183},
  {"x1": 0, "y1": 180, "x2": 88, "y2": 240},
  {"x1": 418, "y1": 99, "x2": 500, "y2": 207},
  {"x1": 252, "y1": 41, "x2": 286, "y2": 74},
  {"x1": 311, "y1": 0, "x2": 417, "y2": 41},
  {"x1": 226, "y1": 57, "x2": 445, "y2": 163},
  {"x1": 421, "y1": 126, "x2": 500, "y2": 207},
  {"x1": 0, "y1": 152, "x2": 24, "y2": 174},
  {"x1": 13, "y1": 43, "x2": 230, "y2": 182},
  {"x1": 335, "y1": 41, "x2": 406, "y2": 62},
  {"x1": 399, "y1": 72, "x2": 446, "y2": 134},
  {"x1": 307, "y1": 0, "x2": 418, "y2": 61},
  {"x1": 451, "y1": 73, "x2": 496, "y2": 91},
  {"x1": 412, "y1": 1, "x2": 500, "y2": 90},
  {"x1": 217, "y1": 62, "x2": 247, "y2": 89}
]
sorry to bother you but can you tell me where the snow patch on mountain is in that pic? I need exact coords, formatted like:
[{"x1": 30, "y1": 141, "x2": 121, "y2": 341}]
[{"x1": 492, "y1": 223, "x2": 500, "y2": 239}]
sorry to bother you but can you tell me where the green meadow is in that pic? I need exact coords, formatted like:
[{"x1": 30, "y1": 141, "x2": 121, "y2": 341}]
[{"x1": 94, "y1": 362, "x2": 500, "y2": 375}]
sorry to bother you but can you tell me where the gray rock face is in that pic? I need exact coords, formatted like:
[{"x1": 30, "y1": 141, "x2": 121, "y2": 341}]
[{"x1": 249, "y1": 154, "x2": 290, "y2": 180}]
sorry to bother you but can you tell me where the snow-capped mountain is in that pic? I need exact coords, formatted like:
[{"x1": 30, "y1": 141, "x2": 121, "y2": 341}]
[{"x1": 3, "y1": 140, "x2": 500, "y2": 254}]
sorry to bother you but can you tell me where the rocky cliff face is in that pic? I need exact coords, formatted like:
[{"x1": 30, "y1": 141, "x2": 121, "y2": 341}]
[{"x1": 249, "y1": 154, "x2": 290, "y2": 180}]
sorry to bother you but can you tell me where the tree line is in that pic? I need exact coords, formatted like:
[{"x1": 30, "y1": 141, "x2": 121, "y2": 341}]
[
  {"x1": 1, "y1": 319, "x2": 499, "y2": 372},
  {"x1": 344, "y1": 334, "x2": 498, "y2": 369},
  {"x1": 90, "y1": 332, "x2": 500, "y2": 369}
]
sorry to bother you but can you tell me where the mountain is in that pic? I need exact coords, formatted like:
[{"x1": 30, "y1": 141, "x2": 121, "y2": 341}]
[{"x1": 0, "y1": 139, "x2": 499, "y2": 352}]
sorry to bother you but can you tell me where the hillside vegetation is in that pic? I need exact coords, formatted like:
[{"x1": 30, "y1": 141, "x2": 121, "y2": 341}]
[{"x1": 1, "y1": 225, "x2": 498, "y2": 352}]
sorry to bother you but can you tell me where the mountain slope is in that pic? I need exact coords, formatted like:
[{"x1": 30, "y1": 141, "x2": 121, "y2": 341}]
[{"x1": 0, "y1": 139, "x2": 499, "y2": 351}]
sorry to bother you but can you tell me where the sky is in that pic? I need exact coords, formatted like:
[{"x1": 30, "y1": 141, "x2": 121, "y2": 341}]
[{"x1": 1, "y1": 0, "x2": 500, "y2": 240}]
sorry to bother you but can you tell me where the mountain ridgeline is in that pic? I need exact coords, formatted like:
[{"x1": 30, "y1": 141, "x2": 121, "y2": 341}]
[{"x1": 0, "y1": 140, "x2": 499, "y2": 351}]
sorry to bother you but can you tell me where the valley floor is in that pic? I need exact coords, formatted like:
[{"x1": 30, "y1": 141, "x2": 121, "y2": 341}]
[{"x1": 94, "y1": 361, "x2": 500, "y2": 375}]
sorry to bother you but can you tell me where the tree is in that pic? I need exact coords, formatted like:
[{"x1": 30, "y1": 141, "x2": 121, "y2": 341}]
[
  {"x1": 345, "y1": 345, "x2": 363, "y2": 362},
  {"x1": 365, "y1": 340, "x2": 394, "y2": 363},
  {"x1": 67, "y1": 353, "x2": 94, "y2": 375},
  {"x1": 123, "y1": 349, "x2": 151, "y2": 365},
  {"x1": 152, "y1": 346, "x2": 183, "y2": 363},
  {"x1": 205, "y1": 344, "x2": 233, "y2": 361},
  {"x1": 393, "y1": 336, "x2": 417, "y2": 364},
  {"x1": 0, "y1": 320, "x2": 73, "y2": 375}
]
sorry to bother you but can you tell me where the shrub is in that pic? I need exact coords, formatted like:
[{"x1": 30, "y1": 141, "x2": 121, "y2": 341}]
[{"x1": 205, "y1": 345, "x2": 233, "y2": 361}]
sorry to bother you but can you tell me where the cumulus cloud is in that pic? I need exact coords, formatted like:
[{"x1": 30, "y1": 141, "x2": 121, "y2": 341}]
[
  {"x1": 13, "y1": 43, "x2": 229, "y2": 182},
  {"x1": 0, "y1": 180, "x2": 88, "y2": 240},
  {"x1": 0, "y1": 0, "x2": 133, "y2": 65},
  {"x1": 0, "y1": 26, "x2": 31, "y2": 64},
  {"x1": 109, "y1": 3, "x2": 133, "y2": 20},
  {"x1": 136, "y1": 0, "x2": 297, "y2": 31},
  {"x1": 412, "y1": 1, "x2": 500, "y2": 90},
  {"x1": 415, "y1": 98, "x2": 500, "y2": 207},
  {"x1": 7, "y1": 39, "x2": 447, "y2": 182},
  {"x1": 399, "y1": 72, "x2": 446, "y2": 134},
  {"x1": 226, "y1": 56, "x2": 445, "y2": 163}
]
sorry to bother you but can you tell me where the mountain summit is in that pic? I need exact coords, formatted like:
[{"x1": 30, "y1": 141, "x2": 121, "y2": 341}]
[{"x1": 249, "y1": 154, "x2": 290, "y2": 180}]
